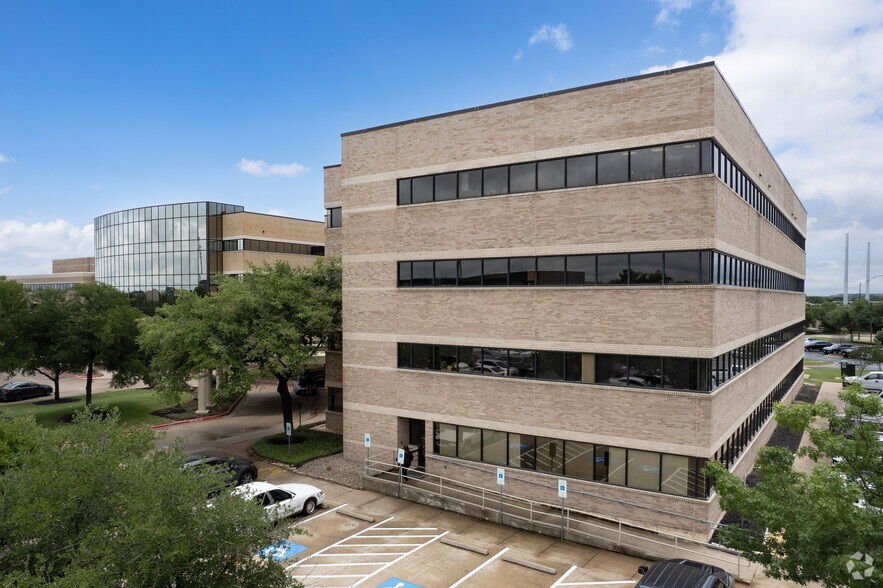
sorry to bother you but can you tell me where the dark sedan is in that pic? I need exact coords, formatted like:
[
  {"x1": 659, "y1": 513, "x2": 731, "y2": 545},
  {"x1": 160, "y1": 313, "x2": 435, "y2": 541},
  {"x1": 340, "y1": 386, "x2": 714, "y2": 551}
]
[
  {"x1": 804, "y1": 340, "x2": 831, "y2": 352},
  {"x1": 0, "y1": 381, "x2": 52, "y2": 402},
  {"x1": 182, "y1": 454, "x2": 258, "y2": 486}
]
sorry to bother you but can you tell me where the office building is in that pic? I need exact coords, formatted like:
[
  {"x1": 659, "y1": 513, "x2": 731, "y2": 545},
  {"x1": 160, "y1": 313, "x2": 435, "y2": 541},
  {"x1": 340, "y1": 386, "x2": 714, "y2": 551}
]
[
  {"x1": 93, "y1": 201, "x2": 325, "y2": 304},
  {"x1": 7, "y1": 257, "x2": 95, "y2": 290},
  {"x1": 324, "y1": 62, "x2": 806, "y2": 537}
]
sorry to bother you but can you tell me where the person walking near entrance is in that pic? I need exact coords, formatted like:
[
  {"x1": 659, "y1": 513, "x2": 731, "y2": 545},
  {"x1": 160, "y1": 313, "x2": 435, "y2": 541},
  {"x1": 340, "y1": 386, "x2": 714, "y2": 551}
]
[{"x1": 401, "y1": 442, "x2": 413, "y2": 481}]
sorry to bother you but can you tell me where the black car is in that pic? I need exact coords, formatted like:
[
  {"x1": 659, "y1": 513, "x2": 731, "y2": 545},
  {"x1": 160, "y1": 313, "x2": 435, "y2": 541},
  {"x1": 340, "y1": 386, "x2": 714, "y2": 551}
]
[
  {"x1": 182, "y1": 454, "x2": 258, "y2": 486},
  {"x1": 841, "y1": 345, "x2": 870, "y2": 359},
  {"x1": 0, "y1": 381, "x2": 53, "y2": 402},
  {"x1": 823, "y1": 343, "x2": 856, "y2": 356},
  {"x1": 636, "y1": 559, "x2": 734, "y2": 588},
  {"x1": 805, "y1": 340, "x2": 831, "y2": 352}
]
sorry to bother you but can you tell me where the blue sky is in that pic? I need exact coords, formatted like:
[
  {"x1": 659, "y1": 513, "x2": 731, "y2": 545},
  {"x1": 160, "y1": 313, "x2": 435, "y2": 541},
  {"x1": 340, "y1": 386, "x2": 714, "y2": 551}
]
[{"x1": 1, "y1": 1, "x2": 882, "y2": 295}]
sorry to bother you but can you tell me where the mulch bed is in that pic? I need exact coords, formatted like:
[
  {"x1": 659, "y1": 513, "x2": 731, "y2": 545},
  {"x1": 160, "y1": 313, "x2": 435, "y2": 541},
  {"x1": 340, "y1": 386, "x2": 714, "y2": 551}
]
[
  {"x1": 149, "y1": 397, "x2": 234, "y2": 421},
  {"x1": 57, "y1": 409, "x2": 112, "y2": 423},
  {"x1": 712, "y1": 383, "x2": 821, "y2": 541}
]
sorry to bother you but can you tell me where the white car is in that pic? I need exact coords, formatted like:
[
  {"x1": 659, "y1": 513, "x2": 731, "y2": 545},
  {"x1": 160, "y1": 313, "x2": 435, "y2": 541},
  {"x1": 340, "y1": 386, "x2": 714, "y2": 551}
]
[
  {"x1": 844, "y1": 371, "x2": 883, "y2": 393},
  {"x1": 233, "y1": 481, "x2": 324, "y2": 521}
]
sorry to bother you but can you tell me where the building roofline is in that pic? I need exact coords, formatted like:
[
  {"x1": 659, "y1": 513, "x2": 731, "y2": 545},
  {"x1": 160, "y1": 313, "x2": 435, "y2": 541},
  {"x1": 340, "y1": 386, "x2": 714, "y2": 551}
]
[
  {"x1": 323, "y1": 164, "x2": 342, "y2": 169},
  {"x1": 226, "y1": 210, "x2": 324, "y2": 224},
  {"x1": 341, "y1": 62, "x2": 715, "y2": 137}
]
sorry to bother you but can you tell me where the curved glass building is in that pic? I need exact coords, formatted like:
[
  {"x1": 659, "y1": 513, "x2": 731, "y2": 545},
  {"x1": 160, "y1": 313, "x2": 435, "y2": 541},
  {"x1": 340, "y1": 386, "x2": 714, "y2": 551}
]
[
  {"x1": 94, "y1": 202, "x2": 242, "y2": 296},
  {"x1": 94, "y1": 202, "x2": 324, "y2": 307}
]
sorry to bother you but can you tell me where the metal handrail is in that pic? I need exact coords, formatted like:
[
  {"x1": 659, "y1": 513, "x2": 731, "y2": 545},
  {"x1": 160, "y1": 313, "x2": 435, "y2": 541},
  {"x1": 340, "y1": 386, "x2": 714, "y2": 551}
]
[{"x1": 364, "y1": 456, "x2": 744, "y2": 577}]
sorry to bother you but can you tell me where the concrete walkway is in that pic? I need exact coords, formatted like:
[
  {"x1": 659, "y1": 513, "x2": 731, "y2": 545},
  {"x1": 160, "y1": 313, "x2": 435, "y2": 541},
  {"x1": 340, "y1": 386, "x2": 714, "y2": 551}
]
[{"x1": 151, "y1": 383, "x2": 326, "y2": 456}]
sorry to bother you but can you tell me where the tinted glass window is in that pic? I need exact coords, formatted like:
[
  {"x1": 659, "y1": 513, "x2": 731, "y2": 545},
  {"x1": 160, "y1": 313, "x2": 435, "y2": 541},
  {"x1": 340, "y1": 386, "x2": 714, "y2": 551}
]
[
  {"x1": 665, "y1": 142, "x2": 701, "y2": 177},
  {"x1": 459, "y1": 170, "x2": 482, "y2": 198},
  {"x1": 509, "y1": 350, "x2": 536, "y2": 378},
  {"x1": 597, "y1": 253, "x2": 628, "y2": 284},
  {"x1": 435, "y1": 173, "x2": 457, "y2": 201},
  {"x1": 565, "y1": 352, "x2": 582, "y2": 382},
  {"x1": 597, "y1": 151, "x2": 628, "y2": 185},
  {"x1": 483, "y1": 430, "x2": 508, "y2": 465},
  {"x1": 566, "y1": 155, "x2": 596, "y2": 187},
  {"x1": 627, "y1": 450, "x2": 660, "y2": 491},
  {"x1": 330, "y1": 208, "x2": 342, "y2": 228},
  {"x1": 537, "y1": 159, "x2": 566, "y2": 190},
  {"x1": 629, "y1": 252, "x2": 663, "y2": 284},
  {"x1": 436, "y1": 423, "x2": 457, "y2": 457},
  {"x1": 661, "y1": 454, "x2": 690, "y2": 496},
  {"x1": 509, "y1": 257, "x2": 536, "y2": 285},
  {"x1": 411, "y1": 261, "x2": 433, "y2": 287},
  {"x1": 509, "y1": 433, "x2": 536, "y2": 469},
  {"x1": 398, "y1": 179, "x2": 411, "y2": 205},
  {"x1": 458, "y1": 346, "x2": 481, "y2": 372},
  {"x1": 412, "y1": 176, "x2": 433, "y2": 203},
  {"x1": 663, "y1": 357, "x2": 694, "y2": 390},
  {"x1": 596, "y1": 355, "x2": 628, "y2": 385},
  {"x1": 481, "y1": 348, "x2": 509, "y2": 376},
  {"x1": 700, "y1": 140, "x2": 713, "y2": 174},
  {"x1": 398, "y1": 262, "x2": 411, "y2": 287},
  {"x1": 537, "y1": 256, "x2": 566, "y2": 285},
  {"x1": 630, "y1": 147, "x2": 663, "y2": 181},
  {"x1": 536, "y1": 351, "x2": 564, "y2": 380},
  {"x1": 458, "y1": 259, "x2": 482, "y2": 286},
  {"x1": 483, "y1": 166, "x2": 508, "y2": 196},
  {"x1": 536, "y1": 437, "x2": 564, "y2": 474},
  {"x1": 434, "y1": 345, "x2": 458, "y2": 371},
  {"x1": 629, "y1": 356, "x2": 662, "y2": 387},
  {"x1": 397, "y1": 343, "x2": 411, "y2": 368},
  {"x1": 412, "y1": 344, "x2": 433, "y2": 369},
  {"x1": 458, "y1": 426, "x2": 481, "y2": 461},
  {"x1": 482, "y1": 258, "x2": 508, "y2": 285},
  {"x1": 565, "y1": 441, "x2": 594, "y2": 481},
  {"x1": 510, "y1": 162, "x2": 536, "y2": 193},
  {"x1": 435, "y1": 260, "x2": 457, "y2": 286},
  {"x1": 566, "y1": 255, "x2": 596, "y2": 285},
  {"x1": 664, "y1": 250, "x2": 701, "y2": 284}
]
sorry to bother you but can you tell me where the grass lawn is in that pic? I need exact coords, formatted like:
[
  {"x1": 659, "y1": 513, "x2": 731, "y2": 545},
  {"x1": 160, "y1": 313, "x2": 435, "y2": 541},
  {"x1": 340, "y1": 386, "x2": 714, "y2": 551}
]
[
  {"x1": 804, "y1": 366, "x2": 843, "y2": 387},
  {"x1": 804, "y1": 359, "x2": 835, "y2": 366},
  {"x1": 253, "y1": 426, "x2": 343, "y2": 466},
  {"x1": 0, "y1": 388, "x2": 167, "y2": 429}
]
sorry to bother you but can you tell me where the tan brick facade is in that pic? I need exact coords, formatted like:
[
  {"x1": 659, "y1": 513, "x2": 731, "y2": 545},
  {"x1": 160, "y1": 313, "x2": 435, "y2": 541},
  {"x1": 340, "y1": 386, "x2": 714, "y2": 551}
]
[{"x1": 326, "y1": 63, "x2": 806, "y2": 535}]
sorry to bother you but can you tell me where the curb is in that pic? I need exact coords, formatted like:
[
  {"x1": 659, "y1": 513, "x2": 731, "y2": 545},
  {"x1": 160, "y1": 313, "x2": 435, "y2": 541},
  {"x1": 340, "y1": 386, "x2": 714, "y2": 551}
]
[{"x1": 150, "y1": 396, "x2": 244, "y2": 430}]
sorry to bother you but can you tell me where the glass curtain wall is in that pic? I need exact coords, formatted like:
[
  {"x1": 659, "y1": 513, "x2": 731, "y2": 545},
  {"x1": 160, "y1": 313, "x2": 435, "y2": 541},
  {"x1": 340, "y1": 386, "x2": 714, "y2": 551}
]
[{"x1": 94, "y1": 202, "x2": 243, "y2": 306}]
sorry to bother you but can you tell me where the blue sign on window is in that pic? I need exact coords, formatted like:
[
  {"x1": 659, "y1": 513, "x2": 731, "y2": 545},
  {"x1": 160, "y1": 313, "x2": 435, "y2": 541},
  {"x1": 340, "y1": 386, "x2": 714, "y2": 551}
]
[
  {"x1": 260, "y1": 540, "x2": 307, "y2": 561},
  {"x1": 377, "y1": 579, "x2": 425, "y2": 588}
]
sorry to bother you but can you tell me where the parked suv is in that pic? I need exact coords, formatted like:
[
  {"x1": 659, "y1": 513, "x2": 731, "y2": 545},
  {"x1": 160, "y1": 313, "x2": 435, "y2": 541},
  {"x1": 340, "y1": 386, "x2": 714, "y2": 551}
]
[
  {"x1": 805, "y1": 340, "x2": 831, "y2": 352},
  {"x1": 636, "y1": 559, "x2": 734, "y2": 588},
  {"x1": 823, "y1": 343, "x2": 856, "y2": 356}
]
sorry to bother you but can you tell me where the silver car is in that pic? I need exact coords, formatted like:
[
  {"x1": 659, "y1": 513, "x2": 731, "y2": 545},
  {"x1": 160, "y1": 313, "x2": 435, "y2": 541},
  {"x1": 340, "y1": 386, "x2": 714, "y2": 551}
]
[{"x1": 844, "y1": 371, "x2": 883, "y2": 393}]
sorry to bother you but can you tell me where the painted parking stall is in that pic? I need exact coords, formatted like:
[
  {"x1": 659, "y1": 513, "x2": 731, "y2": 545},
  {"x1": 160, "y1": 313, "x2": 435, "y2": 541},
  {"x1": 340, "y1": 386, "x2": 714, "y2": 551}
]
[{"x1": 286, "y1": 516, "x2": 448, "y2": 587}]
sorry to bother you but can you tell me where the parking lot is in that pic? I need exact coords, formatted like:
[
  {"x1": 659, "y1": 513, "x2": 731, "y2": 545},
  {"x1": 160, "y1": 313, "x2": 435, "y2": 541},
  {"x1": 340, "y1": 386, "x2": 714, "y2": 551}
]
[{"x1": 257, "y1": 465, "x2": 680, "y2": 588}]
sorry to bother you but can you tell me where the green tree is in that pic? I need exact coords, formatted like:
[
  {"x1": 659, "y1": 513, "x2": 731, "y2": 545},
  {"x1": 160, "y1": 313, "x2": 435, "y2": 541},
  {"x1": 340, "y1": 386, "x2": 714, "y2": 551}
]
[
  {"x1": 0, "y1": 277, "x2": 29, "y2": 375},
  {"x1": 139, "y1": 257, "x2": 342, "y2": 428},
  {"x1": 19, "y1": 288, "x2": 78, "y2": 400},
  {"x1": 851, "y1": 344, "x2": 883, "y2": 376},
  {"x1": 705, "y1": 385, "x2": 883, "y2": 586},
  {"x1": 0, "y1": 409, "x2": 292, "y2": 586},
  {"x1": 67, "y1": 282, "x2": 147, "y2": 405}
]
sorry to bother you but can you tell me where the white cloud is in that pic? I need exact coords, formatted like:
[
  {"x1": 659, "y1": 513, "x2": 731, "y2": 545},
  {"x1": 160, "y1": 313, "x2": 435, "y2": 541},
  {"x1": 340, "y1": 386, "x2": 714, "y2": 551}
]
[
  {"x1": 0, "y1": 187, "x2": 9, "y2": 196},
  {"x1": 0, "y1": 154, "x2": 12, "y2": 164},
  {"x1": 0, "y1": 219, "x2": 93, "y2": 277},
  {"x1": 529, "y1": 24, "x2": 573, "y2": 52},
  {"x1": 642, "y1": 0, "x2": 883, "y2": 294},
  {"x1": 644, "y1": 45, "x2": 667, "y2": 55},
  {"x1": 655, "y1": 0, "x2": 696, "y2": 25},
  {"x1": 238, "y1": 157, "x2": 308, "y2": 177},
  {"x1": 514, "y1": 48, "x2": 524, "y2": 61}
]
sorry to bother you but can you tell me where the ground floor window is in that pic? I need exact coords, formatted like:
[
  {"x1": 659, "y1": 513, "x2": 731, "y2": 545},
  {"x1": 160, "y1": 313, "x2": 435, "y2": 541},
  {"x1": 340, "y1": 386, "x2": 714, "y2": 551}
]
[{"x1": 432, "y1": 422, "x2": 708, "y2": 498}]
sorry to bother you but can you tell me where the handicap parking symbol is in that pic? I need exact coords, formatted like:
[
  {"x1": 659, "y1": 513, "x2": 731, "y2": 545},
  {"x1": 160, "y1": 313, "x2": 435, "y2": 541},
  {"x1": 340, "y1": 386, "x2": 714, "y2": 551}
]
[
  {"x1": 259, "y1": 540, "x2": 308, "y2": 561},
  {"x1": 377, "y1": 578, "x2": 424, "y2": 588}
]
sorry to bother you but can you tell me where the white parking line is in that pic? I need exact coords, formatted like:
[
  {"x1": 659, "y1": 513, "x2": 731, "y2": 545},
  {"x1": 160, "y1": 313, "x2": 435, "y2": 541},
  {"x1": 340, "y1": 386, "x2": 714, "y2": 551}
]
[
  {"x1": 551, "y1": 565, "x2": 636, "y2": 586},
  {"x1": 285, "y1": 517, "x2": 448, "y2": 586},
  {"x1": 286, "y1": 516, "x2": 396, "y2": 570},
  {"x1": 449, "y1": 547, "x2": 510, "y2": 588},
  {"x1": 294, "y1": 503, "x2": 348, "y2": 527}
]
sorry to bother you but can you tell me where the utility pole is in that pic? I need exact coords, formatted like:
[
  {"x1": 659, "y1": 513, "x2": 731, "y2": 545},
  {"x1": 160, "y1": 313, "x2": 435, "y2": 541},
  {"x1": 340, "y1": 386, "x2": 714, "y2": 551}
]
[{"x1": 844, "y1": 233, "x2": 849, "y2": 305}]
